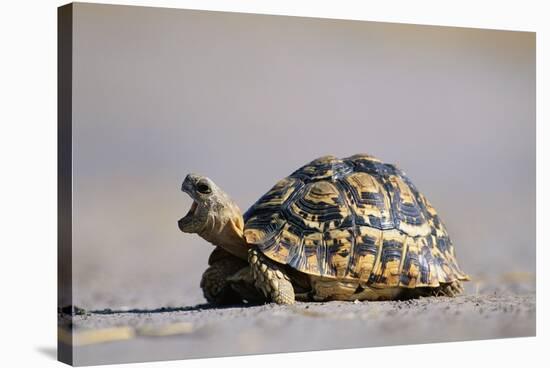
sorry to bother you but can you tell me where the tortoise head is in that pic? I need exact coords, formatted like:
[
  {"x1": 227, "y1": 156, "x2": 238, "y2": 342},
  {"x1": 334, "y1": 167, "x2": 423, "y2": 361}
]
[{"x1": 178, "y1": 174, "x2": 248, "y2": 259}]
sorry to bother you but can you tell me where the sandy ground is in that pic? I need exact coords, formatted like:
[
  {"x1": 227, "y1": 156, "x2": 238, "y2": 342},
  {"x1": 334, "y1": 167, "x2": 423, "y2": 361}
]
[{"x1": 64, "y1": 280, "x2": 535, "y2": 366}]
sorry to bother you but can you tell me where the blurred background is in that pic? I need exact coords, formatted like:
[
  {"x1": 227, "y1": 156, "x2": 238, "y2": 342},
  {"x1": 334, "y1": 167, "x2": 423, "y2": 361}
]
[{"x1": 71, "y1": 3, "x2": 535, "y2": 310}]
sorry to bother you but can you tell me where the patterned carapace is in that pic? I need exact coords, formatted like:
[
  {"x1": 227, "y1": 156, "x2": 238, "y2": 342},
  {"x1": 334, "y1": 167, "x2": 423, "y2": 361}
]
[{"x1": 243, "y1": 154, "x2": 469, "y2": 289}]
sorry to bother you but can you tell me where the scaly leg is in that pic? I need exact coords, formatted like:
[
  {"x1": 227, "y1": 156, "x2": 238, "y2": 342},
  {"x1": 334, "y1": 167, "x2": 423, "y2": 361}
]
[
  {"x1": 433, "y1": 280, "x2": 464, "y2": 297},
  {"x1": 226, "y1": 267, "x2": 267, "y2": 303},
  {"x1": 248, "y1": 248, "x2": 295, "y2": 305},
  {"x1": 200, "y1": 249, "x2": 247, "y2": 305}
]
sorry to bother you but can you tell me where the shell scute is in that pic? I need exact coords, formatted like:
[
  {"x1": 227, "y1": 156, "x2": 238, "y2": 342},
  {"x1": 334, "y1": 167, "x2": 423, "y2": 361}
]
[
  {"x1": 341, "y1": 171, "x2": 393, "y2": 229},
  {"x1": 347, "y1": 226, "x2": 382, "y2": 280}
]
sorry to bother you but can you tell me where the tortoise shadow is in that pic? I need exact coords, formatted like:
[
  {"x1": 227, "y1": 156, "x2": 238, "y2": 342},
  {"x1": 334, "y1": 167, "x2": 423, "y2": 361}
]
[{"x1": 88, "y1": 302, "x2": 264, "y2": 315}]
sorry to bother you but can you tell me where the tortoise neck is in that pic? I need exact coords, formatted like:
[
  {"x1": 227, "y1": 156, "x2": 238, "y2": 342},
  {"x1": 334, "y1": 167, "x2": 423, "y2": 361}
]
[{"x1": 198, "y1": 212, "x2": 250, "y2": 260}]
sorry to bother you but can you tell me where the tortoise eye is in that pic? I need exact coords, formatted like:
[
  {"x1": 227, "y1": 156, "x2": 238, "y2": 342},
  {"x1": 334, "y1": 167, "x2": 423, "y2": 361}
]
[{"x1": 197, "y1": 182, "x2": 211, "y2": 194}]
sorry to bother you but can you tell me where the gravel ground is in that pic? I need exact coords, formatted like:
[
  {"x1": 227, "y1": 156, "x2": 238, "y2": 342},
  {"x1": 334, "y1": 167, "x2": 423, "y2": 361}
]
[{"x1": 65, "y1": 283, "x2": 535, "y2": 366}]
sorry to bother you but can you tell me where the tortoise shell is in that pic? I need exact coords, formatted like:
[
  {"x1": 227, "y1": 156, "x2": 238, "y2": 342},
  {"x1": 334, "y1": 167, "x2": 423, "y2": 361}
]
[{"x1": 243, "y1": 154, "x2": 469, "y2": 289}]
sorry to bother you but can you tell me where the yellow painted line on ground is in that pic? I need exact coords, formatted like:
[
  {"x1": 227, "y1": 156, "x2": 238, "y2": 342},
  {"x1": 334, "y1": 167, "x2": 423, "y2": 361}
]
[
  {"x1": 59, "y1": 321, "x2": 195, "y2": 346},
  {"x1": 136, "y1": 322, "x2": 194, "y2": 337},
  {"x1": 59, "y1": 326, "x2": 135, "y2": 346}
]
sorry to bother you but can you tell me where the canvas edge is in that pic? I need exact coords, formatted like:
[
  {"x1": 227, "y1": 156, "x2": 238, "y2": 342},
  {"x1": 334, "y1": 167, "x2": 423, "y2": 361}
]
[{"x1": 58, "y1": 2, "x2": 74, "y2": 366}]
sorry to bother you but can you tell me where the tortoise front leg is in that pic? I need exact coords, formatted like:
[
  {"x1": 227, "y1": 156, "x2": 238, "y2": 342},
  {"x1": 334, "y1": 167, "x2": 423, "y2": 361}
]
[
  {"x1": 248, "y1": 248, "x2": 295, "y2": 305},
  {"x1": 200, "y1": 247, "x2": 248, "y2": 305}
]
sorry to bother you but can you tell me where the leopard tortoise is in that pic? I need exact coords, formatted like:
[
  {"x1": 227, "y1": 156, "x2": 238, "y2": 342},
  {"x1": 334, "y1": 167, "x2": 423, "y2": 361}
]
[{"x1": 178, "y1": 154, "x2": 469, "y2": 305}]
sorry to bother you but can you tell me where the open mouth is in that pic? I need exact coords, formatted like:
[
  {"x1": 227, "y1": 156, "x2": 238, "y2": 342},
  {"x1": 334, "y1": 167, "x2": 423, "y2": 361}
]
[
  {"x1": 178, "y1": 195, "x2": 198, "y2": 230},
  {"x1": 187, "y1": 201, "x2": 198, "y2": 217}
]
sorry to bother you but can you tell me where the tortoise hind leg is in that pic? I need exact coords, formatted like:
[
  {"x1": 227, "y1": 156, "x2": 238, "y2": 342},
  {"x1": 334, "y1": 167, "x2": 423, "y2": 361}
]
[
  {"x1": 249, "y1": 249, "x2": 295, "y2": 305},
  {"x1": 434, "y1": 280, "x2": 464, "y2": 297},
  {"x1": 401, "y1": 280, "x2": 465, "y2": 299},
  {"x1": 418, "y1": 280, "x2": 464, "y2": 297}
]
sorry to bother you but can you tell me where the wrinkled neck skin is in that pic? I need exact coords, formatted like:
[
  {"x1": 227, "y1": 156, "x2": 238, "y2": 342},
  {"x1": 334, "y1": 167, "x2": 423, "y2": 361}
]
[
  {"x1": 179, "y1": 174, "x2": 250, "y2": 261},
  {"x1": 197, "y1": 201, "x2": 249, "y2": 260}
]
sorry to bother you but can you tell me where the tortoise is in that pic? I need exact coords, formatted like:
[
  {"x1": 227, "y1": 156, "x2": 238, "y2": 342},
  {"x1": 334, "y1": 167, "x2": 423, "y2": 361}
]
[{"x1": 178, "y1": 154, "x2": 469, "y2": 305}]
